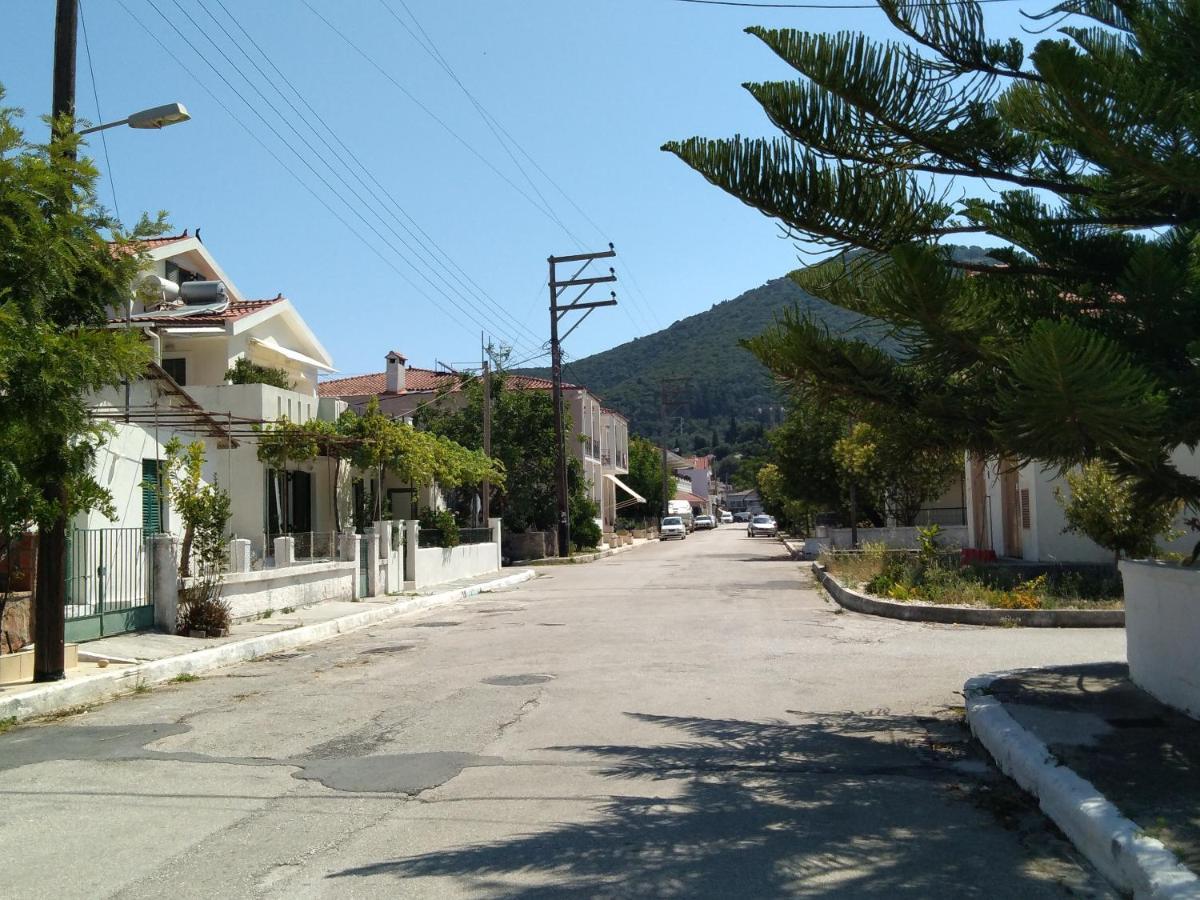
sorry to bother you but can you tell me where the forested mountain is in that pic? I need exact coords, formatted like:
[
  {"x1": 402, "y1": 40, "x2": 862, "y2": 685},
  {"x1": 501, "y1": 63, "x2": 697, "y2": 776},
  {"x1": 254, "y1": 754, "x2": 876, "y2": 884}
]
[{"x1": 520, "y1": 275, "x2": 885, "y2": 447}]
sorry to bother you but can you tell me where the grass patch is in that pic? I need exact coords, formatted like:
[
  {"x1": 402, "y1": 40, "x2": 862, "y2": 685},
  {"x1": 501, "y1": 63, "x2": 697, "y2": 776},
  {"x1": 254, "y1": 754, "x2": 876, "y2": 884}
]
[
  {"x1": 0, "y1": 716, "x2": 16, "y2": 735},
  {"x1": 170, "y1": 673, "x2": 200, "y2": 683},
  {"x1": 132, "y1": 681, "x2": 152, "y2": 694},
  {"x1": 282, "y1": 606, "x2": 296, "y2": 614},
  {"x1": 261, "y1": 609, "x2": 274, "y2": 619}
]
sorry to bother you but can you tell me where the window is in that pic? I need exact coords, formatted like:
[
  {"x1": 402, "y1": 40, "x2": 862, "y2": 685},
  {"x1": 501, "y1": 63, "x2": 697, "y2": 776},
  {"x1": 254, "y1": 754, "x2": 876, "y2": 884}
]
[
  {"x1": 161, "y1": 357, "x2": 186, "y2": 385},
  {"x1": 1020, "y1": 488, "x2": 1031, "y2": 530},
  {"x1": 142, "y1": 459, "x2": 162, "y2": 534}
]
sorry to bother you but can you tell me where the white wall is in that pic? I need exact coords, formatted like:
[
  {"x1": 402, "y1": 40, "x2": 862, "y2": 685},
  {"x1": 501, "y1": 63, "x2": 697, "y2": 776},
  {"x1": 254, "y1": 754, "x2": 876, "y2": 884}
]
[
  {"x1": 414, "y1": 543, "x2": 499, "y2": 589},
  {"x1": 198, "y1": 561, "x2": 355, "y2": 621}
]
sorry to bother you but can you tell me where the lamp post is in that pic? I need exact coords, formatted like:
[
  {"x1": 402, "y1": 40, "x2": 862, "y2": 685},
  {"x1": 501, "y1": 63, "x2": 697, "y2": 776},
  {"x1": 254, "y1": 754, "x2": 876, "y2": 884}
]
[{"x1": 34, "y1": 0, "x2": 189, "y2": 682}]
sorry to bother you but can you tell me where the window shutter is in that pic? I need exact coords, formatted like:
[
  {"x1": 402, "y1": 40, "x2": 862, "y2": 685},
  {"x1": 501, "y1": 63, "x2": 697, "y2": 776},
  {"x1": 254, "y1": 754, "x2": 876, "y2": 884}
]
[
  {"x1": 142, "y1": 459, "x2": 161, "y2": 534},
  {"x1": 1020, "y1": 488, "x2": 1031, "y2": 530}
]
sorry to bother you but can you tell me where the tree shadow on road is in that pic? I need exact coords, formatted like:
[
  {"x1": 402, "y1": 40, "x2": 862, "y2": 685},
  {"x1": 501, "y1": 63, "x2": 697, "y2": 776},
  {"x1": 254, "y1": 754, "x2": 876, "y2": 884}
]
[{"x1": 326, "y1": 710, "x2": 1085, "y2": 898}]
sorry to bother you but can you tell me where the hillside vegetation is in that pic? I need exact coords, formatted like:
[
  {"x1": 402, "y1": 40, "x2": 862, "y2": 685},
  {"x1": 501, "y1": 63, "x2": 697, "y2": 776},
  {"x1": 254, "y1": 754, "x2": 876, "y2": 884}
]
[{"x1": 522, "y1": 275, "x2": 886, "y2": 445}]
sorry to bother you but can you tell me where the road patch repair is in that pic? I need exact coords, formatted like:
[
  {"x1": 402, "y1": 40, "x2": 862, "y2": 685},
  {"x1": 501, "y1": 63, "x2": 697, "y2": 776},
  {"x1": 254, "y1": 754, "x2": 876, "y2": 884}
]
[
  {"x1": 0, "y1": 569, "x2": 535, "y2": 726},
  {"x1": 965, "y1": 663, "x2": 1200, "y2": 897}
]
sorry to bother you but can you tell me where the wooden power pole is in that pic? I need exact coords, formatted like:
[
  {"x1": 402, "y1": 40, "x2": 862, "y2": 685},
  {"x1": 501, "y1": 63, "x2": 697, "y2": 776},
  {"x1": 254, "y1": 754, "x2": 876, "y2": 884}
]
[
  {"x1": 547, "y1": 245, "x2": 617, "y2": 557},
  {"x1": 34, "y1": 0, "x2": 79, "y2": 682}
]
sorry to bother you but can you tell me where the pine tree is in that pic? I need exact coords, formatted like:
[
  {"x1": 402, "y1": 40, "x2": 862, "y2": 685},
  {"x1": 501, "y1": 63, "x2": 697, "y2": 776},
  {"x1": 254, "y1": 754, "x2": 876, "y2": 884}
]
[{"x1": 664, "y1": 0, "x2": 1200, "y2": 505}]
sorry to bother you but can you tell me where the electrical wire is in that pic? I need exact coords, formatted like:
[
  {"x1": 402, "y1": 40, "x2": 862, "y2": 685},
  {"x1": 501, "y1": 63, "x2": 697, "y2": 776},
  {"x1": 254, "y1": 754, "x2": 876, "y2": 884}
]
[
  {"x1": 194, "y1": 0, "x2": 545, "y2": 353},
  {"x1": 113, "y1": 0, "x2": 488, "y2": 344},
  {"x1": 209, "y1": 1, "x2": 544, "y2": 351},
  {"x1": 669, "y1": 0, "x2": 1020, "y2": 8},
  {"x1": 381, "y1": 0, "x2": 661, "y2": 334},
  {"x1": 78, "y1": 0, "x2": 120, "y2": 224},
  {"x1": 160, "y1": 0, "x2": 540, "y2": 359}
]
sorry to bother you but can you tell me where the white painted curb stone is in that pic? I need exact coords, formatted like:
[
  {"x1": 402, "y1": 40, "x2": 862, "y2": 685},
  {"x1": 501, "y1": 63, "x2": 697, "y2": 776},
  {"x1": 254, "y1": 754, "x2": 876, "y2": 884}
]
[
  {"x1": 0, "y1": 569, "x2": 536, "y2": 725},
  {"x1": 965, "y1": 669, "x2": 1199, "y2": 898}
]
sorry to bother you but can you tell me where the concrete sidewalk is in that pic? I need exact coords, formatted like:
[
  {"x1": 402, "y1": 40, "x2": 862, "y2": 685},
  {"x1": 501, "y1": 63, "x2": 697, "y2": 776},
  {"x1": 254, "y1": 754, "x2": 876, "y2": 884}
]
[
  {"x1": 0, "y1": 568, "x2": 535, "y2": 725},
  {"x1": 966, "y1": 663, "x2": 1200, "y2": 897}
]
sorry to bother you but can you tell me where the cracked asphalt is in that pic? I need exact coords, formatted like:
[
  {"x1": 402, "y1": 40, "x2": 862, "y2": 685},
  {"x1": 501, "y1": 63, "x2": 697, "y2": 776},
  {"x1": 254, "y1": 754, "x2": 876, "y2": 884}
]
[{"x1": 0, "y1": 530, "x2": 1127, "y2": 898}]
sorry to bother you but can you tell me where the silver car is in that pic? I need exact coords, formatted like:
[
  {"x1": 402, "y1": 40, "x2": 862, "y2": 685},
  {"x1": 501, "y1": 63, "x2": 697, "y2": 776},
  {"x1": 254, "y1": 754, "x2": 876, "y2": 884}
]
[
  {"x1": 660, "y1": 516, "x2": 687, "y2": 540},
  {"x1": 747, "y1": 514, "x2": 778, "y2": 537}
]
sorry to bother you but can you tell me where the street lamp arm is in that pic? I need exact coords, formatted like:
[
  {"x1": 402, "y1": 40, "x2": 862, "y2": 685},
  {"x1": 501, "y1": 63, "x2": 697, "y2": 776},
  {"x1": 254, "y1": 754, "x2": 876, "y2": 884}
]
[{"x1": 77, "y1": 102, "x2": 190, "y2": 136}]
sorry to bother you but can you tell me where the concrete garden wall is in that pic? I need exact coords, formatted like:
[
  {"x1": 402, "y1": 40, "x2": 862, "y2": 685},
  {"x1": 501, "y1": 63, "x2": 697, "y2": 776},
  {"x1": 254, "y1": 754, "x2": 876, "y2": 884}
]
[
  {"x1": 199, "y1": 561, "x2": 356, "y2": 621},
  {"x1": 1119, "y1": 560, "x2": 1200, "y2": 719},
  {"x1": 415, "y1": 543, "x2": 499, "y2": 590}
]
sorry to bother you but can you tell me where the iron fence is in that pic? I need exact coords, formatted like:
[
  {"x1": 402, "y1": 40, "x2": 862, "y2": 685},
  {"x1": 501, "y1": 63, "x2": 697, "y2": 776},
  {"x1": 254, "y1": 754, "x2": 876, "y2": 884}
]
[{"x1": 64, "y1": 527, "x2": 155, "y2": 640}]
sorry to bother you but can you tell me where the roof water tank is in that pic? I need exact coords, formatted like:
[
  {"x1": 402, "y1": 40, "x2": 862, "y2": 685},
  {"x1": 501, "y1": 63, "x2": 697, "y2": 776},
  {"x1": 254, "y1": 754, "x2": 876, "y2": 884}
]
[{"x1": 179, "y1": 280, "x2": 228, "y2": 306}]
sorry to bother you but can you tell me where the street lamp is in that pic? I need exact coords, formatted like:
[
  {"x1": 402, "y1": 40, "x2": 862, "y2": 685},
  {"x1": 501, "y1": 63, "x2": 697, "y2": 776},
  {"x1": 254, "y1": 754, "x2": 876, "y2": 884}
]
[{"x1": 77, "y1": 102, "x2": 190, "y2": 136}]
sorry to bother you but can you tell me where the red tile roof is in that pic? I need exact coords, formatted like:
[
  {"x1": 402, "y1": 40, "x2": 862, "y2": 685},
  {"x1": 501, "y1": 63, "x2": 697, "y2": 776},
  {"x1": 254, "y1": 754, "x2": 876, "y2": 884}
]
[
  {"x1": 318, "y1": 368, "x2": 575, "y2": 398},
  {"x1": 116, "y1": 296, "x2": 284, "y2": 328},
  {"x1": 108, "y1": 230, "x2": 194, "y2": 257}
]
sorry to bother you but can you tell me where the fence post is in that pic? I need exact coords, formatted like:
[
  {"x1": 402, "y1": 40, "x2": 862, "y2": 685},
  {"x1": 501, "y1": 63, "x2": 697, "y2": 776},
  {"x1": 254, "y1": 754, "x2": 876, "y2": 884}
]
[
  {"x1": 489, "y1": 517, "x2": 502, "y2": 571},
  {"x1": 405, "y1": 519, "x2": 419, "y2": 585},
  {"x1": 338, "y1": 532, "x2": 362, "y2": 599},
  {"x1": 150, "y1": 534, "x2": 178, "y2": 634},
  {"x1": 229, "y1": 538, "x2": 251, "y2": 574},
  {"x1": 366, "y1": 526, "x2": 380, "y2": 597},
  {"x1": 273, "y1": 535, "x2": 295, "y2": 568}
]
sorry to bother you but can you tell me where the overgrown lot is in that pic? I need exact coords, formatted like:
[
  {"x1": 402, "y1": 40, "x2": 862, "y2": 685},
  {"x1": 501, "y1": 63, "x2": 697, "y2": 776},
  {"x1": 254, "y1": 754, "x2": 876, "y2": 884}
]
[{"x1": 819, "y1": 545, "x2": 1122, "y2": 611}]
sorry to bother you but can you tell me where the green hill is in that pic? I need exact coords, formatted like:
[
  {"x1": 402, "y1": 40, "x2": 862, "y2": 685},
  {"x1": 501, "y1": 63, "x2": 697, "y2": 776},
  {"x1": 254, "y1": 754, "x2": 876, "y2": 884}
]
[{"x1": 520, "y1": 275, "x2": 886, "y2": 445}]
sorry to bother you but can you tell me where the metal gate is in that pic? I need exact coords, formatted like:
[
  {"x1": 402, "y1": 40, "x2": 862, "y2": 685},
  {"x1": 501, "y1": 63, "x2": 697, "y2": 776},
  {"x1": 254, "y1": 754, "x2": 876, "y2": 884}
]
[
  {"x1": 357, "y1": 535, "x2": 370, "y2": 596},
  {"x1": 65, "y1": 527, "x2": 155, "y2": 642}
]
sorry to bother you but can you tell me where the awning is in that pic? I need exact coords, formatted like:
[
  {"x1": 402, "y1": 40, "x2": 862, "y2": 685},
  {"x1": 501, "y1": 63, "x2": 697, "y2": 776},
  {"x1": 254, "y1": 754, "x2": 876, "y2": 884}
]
[
  {"x1": 251, "y1": 336, "x2": 337, "y2": 372},
  {"x1": 604, "y1": 472, "x2": 646, "y2": 505}
]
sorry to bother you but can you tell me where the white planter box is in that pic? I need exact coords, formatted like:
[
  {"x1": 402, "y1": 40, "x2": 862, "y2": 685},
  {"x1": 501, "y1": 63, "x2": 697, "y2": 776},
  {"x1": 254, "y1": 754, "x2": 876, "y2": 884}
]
[{"x1": 1120, "y1": 559, "x2": 1200, "y2": 719}]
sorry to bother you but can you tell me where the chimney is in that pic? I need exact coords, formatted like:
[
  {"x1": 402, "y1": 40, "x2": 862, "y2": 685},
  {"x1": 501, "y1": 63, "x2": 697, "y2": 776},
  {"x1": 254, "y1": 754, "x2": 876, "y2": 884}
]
[{"x1": 385, "y1": 351, "x2": 407, "y2": 393}]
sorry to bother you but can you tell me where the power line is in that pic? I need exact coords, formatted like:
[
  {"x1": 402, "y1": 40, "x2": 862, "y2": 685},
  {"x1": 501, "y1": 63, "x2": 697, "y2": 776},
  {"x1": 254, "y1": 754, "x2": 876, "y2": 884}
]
[
  {"x1": 380, "y1": 0, "x2": 662, "y2": 335},
  {"x1": 113, "y1": 0, "x2": 487, "y2": 343},
  {"x1": 139, "y1": 0, "x2": 540, "y2": 357},
  {"x1": 168, "y1": 0, "x2": 539, "y2": 358},
  {"x1": 669, "y1": 0, "x2": 1019, "y2": 8},
  {"x1": 78, "y1": 0, "x2": 119, "y2": 224},
  {"x1": 195, "y1": 0, "x2": 545, "y2": 352}
]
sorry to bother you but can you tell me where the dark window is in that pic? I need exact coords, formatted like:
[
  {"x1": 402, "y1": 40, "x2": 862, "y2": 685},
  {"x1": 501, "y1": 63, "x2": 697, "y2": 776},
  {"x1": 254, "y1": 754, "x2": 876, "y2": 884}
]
[
  {"x1": 161, "y1": 357, "x2": 186, "y2": 385},
  {"x1": 142, "y1": 459, "x2": 162, "y2": 534}
]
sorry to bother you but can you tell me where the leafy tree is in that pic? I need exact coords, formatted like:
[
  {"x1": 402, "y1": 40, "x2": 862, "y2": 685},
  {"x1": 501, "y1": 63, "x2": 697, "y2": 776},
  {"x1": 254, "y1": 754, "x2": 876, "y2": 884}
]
[
  {"x1": 0, "y1": 94, "x2": 164, "y2": 677},
  {"x1": 161, "y1": 438, "x2": 231, "y2": 577},
  {"x1": 418, "y1": 372, "x2": 588, "y2": 535},
  {"x1": 225, "y1": 357, "x2": 292, "y2": 390},
  {"x1": 664, "y1": 0, "x2": 1200, "y2": 510},
  {"x1": 625, "y1": 435, "x2": 670, "y2": 520},
  {"x1": 1057, "y1": 462, "x2": 1180, "y2": 564}
]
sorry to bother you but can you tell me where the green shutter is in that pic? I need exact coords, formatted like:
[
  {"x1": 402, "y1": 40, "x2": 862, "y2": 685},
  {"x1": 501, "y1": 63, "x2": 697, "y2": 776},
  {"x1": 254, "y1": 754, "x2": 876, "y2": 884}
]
[{"x1": 142, "y1": 459, "x2": 161, "y2": 534}]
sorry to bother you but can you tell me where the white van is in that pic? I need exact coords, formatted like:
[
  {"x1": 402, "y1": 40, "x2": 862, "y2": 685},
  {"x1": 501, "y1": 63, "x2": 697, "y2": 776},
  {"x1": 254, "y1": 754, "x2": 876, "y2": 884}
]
[{"x1": 666, "y1": 500, "x2": 695, "y2": 532}]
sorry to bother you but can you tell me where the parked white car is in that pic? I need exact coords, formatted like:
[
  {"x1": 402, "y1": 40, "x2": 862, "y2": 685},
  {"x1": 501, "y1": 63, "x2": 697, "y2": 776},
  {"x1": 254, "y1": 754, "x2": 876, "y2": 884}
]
[
  {"x1": 747, "y1": 514, "x2": 778, "y2": 537},
  {"x1": 720, "y1": 511, "x2": 733, "y2": 524},
  {"x1": 660, "y1": 516, "x2": 687, "y2": 540},
  {"x1": 694, "y1": 515, "x2": 716, "y2": 530}
]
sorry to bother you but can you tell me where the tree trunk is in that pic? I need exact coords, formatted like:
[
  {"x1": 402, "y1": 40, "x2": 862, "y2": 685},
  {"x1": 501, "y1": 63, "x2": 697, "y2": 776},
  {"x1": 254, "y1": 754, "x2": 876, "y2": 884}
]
[
  {"x1": 180, "y1": 523, "x2": 195, "y2": 578},
  {"x1": 33, "y1": 480, "x2": 67, "y2": 682}
]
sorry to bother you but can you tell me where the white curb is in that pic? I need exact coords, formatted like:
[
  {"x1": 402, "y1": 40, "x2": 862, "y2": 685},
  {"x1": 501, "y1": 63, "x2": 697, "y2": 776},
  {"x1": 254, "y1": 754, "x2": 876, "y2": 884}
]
[
  {"x1": 0, "y1": 569, "x2": 536, "y2": 725},
  {"x1": 965, "y1": 670, "x2": 1199, "y2": 898}
]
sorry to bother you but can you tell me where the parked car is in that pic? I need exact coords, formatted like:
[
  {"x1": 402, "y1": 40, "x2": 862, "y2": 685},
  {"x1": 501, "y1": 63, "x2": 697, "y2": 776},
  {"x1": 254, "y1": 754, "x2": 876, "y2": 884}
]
[
  {"x1": 694, "y1": 515, "x2": 715, "y2": 530},
  {"x1": 667, "y1": 500, "x2": 695, "y2": 532},
  {"x1": 733, "y1": 512, "x2": 751, "y2": 523},
  {"x1": 720, "y1": 511, "x2": 733, "y2": 524},
  {"x1": 660, "y1": 516, "x2": 687, "y2": 540},
  {"x1": 747, "y1": 514, "x2": 778, "y2": 537}
]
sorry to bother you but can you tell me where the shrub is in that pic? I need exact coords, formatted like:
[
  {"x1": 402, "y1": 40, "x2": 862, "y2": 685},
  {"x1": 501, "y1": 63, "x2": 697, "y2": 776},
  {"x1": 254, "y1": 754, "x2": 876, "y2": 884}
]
[
  {"x1": 225, "y1": 356, "x2": 292, "y2": 390},
  {"x1": 178, "y1": 577, "x2": 231, "y2": 636},
  {"x1": 418, "y1": 507, "x2": 460, "y2": 548}
]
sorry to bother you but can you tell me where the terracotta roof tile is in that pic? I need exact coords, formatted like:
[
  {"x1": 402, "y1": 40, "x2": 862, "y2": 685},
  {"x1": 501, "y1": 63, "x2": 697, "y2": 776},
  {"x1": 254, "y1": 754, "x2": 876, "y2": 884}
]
[
  {"x1": 115, "y1": 296, "x2": 284, "y2": 328},
  {"x1": 108, "y1": 230, "x2": 193, "y2": 257},
  {"x1": 318, "y1": 367, "x2": 578, "y2": 398}
]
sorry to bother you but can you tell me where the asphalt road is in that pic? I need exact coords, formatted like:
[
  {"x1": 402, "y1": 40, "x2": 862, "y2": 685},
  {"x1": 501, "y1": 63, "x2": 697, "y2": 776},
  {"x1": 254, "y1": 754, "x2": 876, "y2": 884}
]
[{"x1": 1, "y1": 529, "x2": 1126, "y2": 898}]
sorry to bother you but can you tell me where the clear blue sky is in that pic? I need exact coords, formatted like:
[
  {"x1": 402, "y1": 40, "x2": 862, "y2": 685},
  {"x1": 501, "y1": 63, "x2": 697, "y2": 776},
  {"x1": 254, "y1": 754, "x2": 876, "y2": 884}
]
[{"x1": 2, "y1": 0, "x2": 1031, "y2": 379}]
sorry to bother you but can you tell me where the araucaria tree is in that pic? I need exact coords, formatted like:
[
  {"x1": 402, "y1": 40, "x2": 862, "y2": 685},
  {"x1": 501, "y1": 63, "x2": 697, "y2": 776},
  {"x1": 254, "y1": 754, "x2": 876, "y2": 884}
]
[{"x1": 664, "y1": 0, "x2": 1200, "y2": 508}]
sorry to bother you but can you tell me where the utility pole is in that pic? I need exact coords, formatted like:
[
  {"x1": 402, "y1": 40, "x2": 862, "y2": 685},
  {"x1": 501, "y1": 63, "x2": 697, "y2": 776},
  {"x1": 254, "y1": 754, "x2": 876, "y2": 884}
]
[
  {"x1": 548, "y1": 245, "x2": 617, "y2": 557},
  {"x1": 658, "y1": 378, "x2": 690, "y2": 518},
  {"x1": 33, "y1": 0, "x2": 79, "y2": 682},
  {"x1": 481, "y1": 338, "x2": 492, "y2": 526}
]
